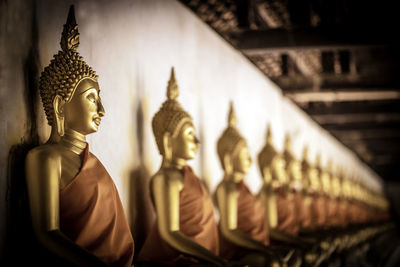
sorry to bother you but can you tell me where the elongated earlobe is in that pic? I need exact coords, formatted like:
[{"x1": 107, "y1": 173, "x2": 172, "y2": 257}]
[
  {"x1": 163, "y1": 132, "x2": 172, "y2": 162},
  {"x1": 53, "y1": 95, "x2": 65, "y2": 137},
  {"x1": 223, "y1": 154, "x2": 233, "y2": 175},
  {"x1": 263, "y1": 166, "x2": 272, "y2": 183}
]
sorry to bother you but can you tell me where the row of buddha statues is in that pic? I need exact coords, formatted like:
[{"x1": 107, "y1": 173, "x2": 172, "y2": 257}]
[{"x1": 24, "y1": 5, "x2": 392, "y2": 267}]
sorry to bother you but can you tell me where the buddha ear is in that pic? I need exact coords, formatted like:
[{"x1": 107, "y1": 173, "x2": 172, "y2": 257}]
[
  {"x1": 223, "y1": 153, "x2": 233, "y2": 175},
  {"x1": 163, "y1": 132, "x2": 173, "y2": 162},
  {"x1": 263, "y1": 166, "x2": 272, "y2": 183},
  {"x1": 53, "y1": 95, "x2": 66, "y2": 137}
]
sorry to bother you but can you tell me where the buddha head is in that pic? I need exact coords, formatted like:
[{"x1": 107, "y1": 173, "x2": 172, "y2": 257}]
[
  {"x1": 258, "y1": 125, "x2": 287, "y2": 186},
  {"x1": 353, "y1": 180, "x2": 362, "y2": 202},
  {"x1": 152, "y1": 67, "x2": 200, "y2": 165},
  {"x1": 341, "y1": 175, "x2": 351, "y2": 199},
  {"x1": 321, "y1": 160, "x2": 332, "y2": 194},
  {"x1": 39, "y1": 6, "x2": 104, "y2": 139},
  {"x1": 302, "y1": 147, "x2": 320, "y2": 193},
  {"x1": 301, "y1": 147, "x2": 310, "y2": 188},
  {"x1": 332, "y1": 167, "x2": 343, "y2": 198},
  {"x1": 309, "y1": 154, "x2": 322, "y2": 192},
  {"x1": 283, "y1": 134, "x2": 302, "y2": 187},
  {"x1": 217, "y1": 102, "x2": 251, "y2": 180}
]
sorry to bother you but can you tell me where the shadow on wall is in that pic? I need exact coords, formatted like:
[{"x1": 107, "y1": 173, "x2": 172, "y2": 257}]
[
  {"x1": 128, "y1": 97, "x2": 156, "y2": 257},
  {"x1": 2, "y1": 2, "x2": 61, "y2": 264}
]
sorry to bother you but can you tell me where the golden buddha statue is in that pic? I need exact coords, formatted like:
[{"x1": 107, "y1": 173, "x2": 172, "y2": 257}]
[
  {"x1": 258, "y1": 126, "x2": 289, "y2": 191},
  {"x1": 258, "y1": 127, "x2": 307, "y2": 244},
  {"x1": 25, "y1": 6, "x2": 134, "y2": 266},
  {"x1": 346, "y1": 177, "x2": 360, "y2": 226},
  {"x1": 341, "y1": 174, "x2": 352, "y2": 227},
  {"x1": 323, "y1": 161, "x2": 337, "y2": 228},
  {"x1": 331, "y1": 169, "x2": 341, "y2": 201},
  {"x1": 258, "y1": 128, "x2": 321, "y2": 266},
  {"x1": 303, "y1": 155, "x2": 322, "y2": 233},
  {"x1": 280, "y1": 134, "x2": 304, "y2": 237},
  {"x1": 137, "y1": 68, "x2": 228, "y2": 266},
  {"x1": 329, "y1": 164, "x2": 345, "y2": 229},
  {"x1": 320, "y1": 161, "x2": 332, "y2": 198},
  {"x1": 299, "y1": 147, "x2": 317, "y2": 230},
  {"x1": 313, "y1": 154, "x2": 328, "y2": 228},
  {"x1": 308, "y1": 156, "x2": 321, "y2": 195},
  {"x1": 283, "y1": 135, "x2": 302, "y2": 194},
  {"x1": 214, "y1": 104, "x2": 278, "y2": 266},
  {"x1": 301, "y1": 152, "x2": 339, "y2": 262},
  {"x1": 332, "y1": 168, "x2": 346, "y2": 228}
]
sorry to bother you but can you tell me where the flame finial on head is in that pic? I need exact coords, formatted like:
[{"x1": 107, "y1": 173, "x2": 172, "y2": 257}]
[
  {"x1": 228, "y1": 101, "x2": 237, "y2": 128},
  {"x1": 327, "y1": 159, "x2": 333, "y2": 172},
  {"x1": 316, "y1": 154, "x2": 321, "y2": 168},
  {"x1": 167, "y1": 67, "x2": 179, "y2": 100},
  {"x1": 60, "y1": 5, "x2": 79, "y2": 52},
  {"x1": 284, "y1": 133, "x2": 292, "y2": 151},
  {"x1": 303, "y1": 146, "x2": 309, "y2": 159},
  {"x1": 266, "y1": 124, "x2": 272, "y2": 143}
]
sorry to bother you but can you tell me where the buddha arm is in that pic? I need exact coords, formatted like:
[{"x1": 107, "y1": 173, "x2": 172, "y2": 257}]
[
  {"x1": 152, "y1": 171, "x2": 228, "y2": 267},
  {"x1": 216, "y1": 183, "x2": 272, "y2": 255},
  {"x1": 259, "y1": 186, "x2": 278, "y2": 229},
  {"x1": 25, "y1": 148, "x2": 106, "y2": 266},
  {"x1": 259, "y1": 187, "x2": 308, "y2": 247}
]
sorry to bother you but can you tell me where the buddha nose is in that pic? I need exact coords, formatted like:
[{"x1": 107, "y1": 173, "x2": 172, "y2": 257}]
[
  {"x1": 194, "y1": 136, "x2": 201, "y2": 147},
  {"x1": 98, "y1": 98, "x2": 106, "y2": 117},
  {"x1": 248, "y1": 157, "x2": 252, "y2": 165}
]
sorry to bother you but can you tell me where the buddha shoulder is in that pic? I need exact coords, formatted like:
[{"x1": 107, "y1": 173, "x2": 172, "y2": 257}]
[
  {"x1": 26, "y1": 144, "x2": 63, "y2": 166},
  {"x1": 152, "y1": 168, "x2": 184, "y2": 190},
  {"x1": 216, "y1": 180, "x2": 238, "y2": 196}
]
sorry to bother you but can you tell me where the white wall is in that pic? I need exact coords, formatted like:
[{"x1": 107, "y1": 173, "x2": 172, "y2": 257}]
[{"x1": 33, "y1": 0, "x2": 383, "y2": 213}]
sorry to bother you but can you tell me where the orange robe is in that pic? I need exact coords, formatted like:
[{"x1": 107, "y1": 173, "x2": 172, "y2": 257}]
[
  {"x1": 328, "y1": 198, "x2": 341, "y2": 227},
  {"x1": 60, "y1": 145, "x2": 134, "y2": 267},
  {"x1": 338, "y1": 202, "x2": 349, "y2": 227},
  {"x1": 348, "y1": 201, "x2": 359, "y2": 225},
  {"x1": 137, "y1": 166, "x2": 219, "y2": 265},
  {"x1": 325, "y1": 196, "x2": 338, "y2": 227},
  {"x1": 310, "y1": 193, "x2": 327, "y2": 228},
  {"x1": 294, "y1": 191, "x2": 312, "y2": 229},
  {"x1": 219, "y1": 181, "x2": 269, "y2": 260},
  {"x1": 276, "y1": 188, "x2": 299, "y2": 235}
]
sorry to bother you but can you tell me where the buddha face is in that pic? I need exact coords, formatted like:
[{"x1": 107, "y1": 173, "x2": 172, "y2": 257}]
[
  {"x1": 309, "y1": 168, "x2": 320, "y2": 191},
  {"x1": 63, "y1": 78, "x2": 105, "y2": 135},
  {"x1": 232, "y1": 144, "x2": 252, "y2": 174},
  {"x1": 171, "y1": 122, "x2": 200, "y2": 160},
  {"x1": 321, "y1": 172, "x2": 331, "y2": 192},
  {"x1": 289, "y1": 161, "x2": 302, "y2": 182},
  {"x1": 273, "y1": 156, "x2": 287, "y2": 184},
  {"x1": 332, "y1": 176, "x2": 341, "y2": 196},
  {"x1": 342, "y1": 180, "x2": 350, "y2": 198}
]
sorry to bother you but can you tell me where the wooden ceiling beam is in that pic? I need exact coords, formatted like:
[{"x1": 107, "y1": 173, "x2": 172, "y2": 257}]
[
  {"x1": 331, "y1": 128, "x2": 400, "y2": 140},
  {"x1": 313, "y1": 113, "x2": 400, "y2": 124},
  {"x1": 323, "y1": 121, "x2": 400, "y2": 131},
  {"x1": 274, "y1": 74, "x2": 400, "y2": 92},
  {"x1": 228, "y1": 28, "x2": 400, "y2": 53},
  {"x1": 302, "y1": 100, "x2": 400, "y2": 115},
  {"x1": 341, "y1": 139, "x2": 400, "y2": 164},
  {"x1": 287, "y1": 91, "x2": 400, "y2": 103}
]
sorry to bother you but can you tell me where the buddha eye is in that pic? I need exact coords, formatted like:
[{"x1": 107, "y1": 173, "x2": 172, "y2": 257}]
[
  {"x1": 187, "y1": 133, "x2": 194, "y2": 140},
  {"x1": 87, "y1": 94, "x2": 97, "y2": 103}
]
